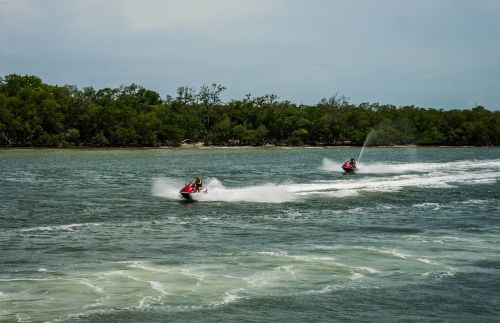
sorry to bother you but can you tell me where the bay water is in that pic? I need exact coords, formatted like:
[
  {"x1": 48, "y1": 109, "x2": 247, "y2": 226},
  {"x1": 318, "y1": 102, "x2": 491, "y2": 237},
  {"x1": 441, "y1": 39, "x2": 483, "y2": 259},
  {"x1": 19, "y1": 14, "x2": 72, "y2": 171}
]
[{"x1": 1, "y1": 147, "x2": 499, "y2": 322}]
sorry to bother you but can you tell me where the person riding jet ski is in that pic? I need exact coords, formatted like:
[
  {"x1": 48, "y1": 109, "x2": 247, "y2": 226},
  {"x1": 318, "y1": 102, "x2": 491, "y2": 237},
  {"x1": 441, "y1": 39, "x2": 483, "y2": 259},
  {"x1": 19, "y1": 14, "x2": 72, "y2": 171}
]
[
  {"x1": 349, "y1": 158, "x2": 357, "y2": 169},
  {"x1": 342, "y1": 158, "x2": 357, "y2": 172},
  {"x1": 179, "y1": 176, "x2": 205, "y2": 199},
  {"x1": 194, "y1": 176, "x2": 203, "y2": 192}
]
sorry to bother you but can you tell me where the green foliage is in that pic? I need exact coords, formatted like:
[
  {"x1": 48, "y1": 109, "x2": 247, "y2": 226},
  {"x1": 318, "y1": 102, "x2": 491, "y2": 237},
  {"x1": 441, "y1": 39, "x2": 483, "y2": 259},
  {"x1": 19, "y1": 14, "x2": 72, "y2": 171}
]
[
  {"x1": 0, "y1": 74, "x2": 499, "y2": 147},
  {"x1": 66, "y1": 128, "x2": 80, "y2": 145},
  {"x1": 92, "y1": 132, "x2": 109, "y2": 146}
]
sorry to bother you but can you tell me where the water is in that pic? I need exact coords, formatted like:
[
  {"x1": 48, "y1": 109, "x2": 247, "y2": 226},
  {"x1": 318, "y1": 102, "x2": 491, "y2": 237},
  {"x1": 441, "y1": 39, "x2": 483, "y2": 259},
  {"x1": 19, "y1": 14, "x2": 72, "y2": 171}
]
[
  {"x1": 357, "y1": 129, "x2": 376, "y2": 163},
  {"x1": 1, "y1": 147, "x2": 499, "y2": 322}
]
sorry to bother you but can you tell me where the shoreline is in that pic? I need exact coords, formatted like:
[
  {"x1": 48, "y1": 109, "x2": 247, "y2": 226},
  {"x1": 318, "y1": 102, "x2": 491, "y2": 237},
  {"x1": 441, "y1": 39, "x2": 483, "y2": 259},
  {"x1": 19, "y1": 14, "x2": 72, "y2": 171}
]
[{"x1": 1, "y1": 144, "x2": 497, "y2": 150}]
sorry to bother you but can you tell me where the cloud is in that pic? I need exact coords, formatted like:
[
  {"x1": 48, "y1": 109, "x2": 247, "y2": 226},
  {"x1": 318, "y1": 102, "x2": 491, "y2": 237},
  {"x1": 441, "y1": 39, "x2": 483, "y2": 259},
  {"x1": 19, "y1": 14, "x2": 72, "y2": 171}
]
[
  {"x1": 120, "y1": 0, "x2": 268, "y2": 32},
  {"x1": 1, "y1": 0, "x2": 499, "y2": 109}
]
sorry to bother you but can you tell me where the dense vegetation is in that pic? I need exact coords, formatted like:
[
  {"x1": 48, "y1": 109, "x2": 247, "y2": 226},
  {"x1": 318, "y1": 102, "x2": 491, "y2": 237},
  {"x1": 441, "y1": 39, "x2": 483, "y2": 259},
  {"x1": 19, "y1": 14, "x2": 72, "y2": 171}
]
[{"x1": 1, "y1": 74, "x2": 499, "y2": 147}]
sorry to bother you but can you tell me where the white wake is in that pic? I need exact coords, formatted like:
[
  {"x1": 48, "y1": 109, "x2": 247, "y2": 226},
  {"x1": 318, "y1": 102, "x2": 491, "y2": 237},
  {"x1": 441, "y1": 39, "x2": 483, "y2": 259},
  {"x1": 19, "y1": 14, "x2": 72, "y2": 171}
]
[
  {"x1": 321, "y1": 158, "x2": 500, "y2": 174},
  {"x1": 152, "y1": 178, "x2": 297, "y2": 203},
  {"x1": 153, "y1": 158, "x2": 499, "y2": 203}
]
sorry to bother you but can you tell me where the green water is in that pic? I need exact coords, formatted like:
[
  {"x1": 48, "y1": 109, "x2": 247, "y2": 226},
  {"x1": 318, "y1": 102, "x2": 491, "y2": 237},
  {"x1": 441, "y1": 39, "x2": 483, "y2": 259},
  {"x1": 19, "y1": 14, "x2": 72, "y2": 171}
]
[{"x1": 1, "y1": 147, "x2": 499, "y2": 322}]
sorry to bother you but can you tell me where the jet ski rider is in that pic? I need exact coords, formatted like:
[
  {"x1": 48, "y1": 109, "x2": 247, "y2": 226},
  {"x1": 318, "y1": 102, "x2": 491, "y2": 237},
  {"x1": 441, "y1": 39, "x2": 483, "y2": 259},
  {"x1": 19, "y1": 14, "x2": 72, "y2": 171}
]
[
  {"x1": 194, "y1": 176, "x2": 203, "y2": 192},
  {"x1": 349, "y1": 158, "x2": 357, "y2": 169}
]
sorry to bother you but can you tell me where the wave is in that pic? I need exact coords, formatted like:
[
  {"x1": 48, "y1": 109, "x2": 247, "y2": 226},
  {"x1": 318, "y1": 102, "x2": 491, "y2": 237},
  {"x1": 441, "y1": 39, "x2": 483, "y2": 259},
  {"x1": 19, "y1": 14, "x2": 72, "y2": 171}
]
[
  {"x1": 1, "y1": 249, "x2": 458, "y2": 322},
  {"x1": 321, "y1": 158, "x2": 500, "y2": 174},
  {"x1": 288, "y1": 171, "x2": 498, "y2": 196},
  {"x1": 152, "y1": 178, "x2": 297, "y2": 203},
  {"x1": 153, "y1": 163, "x2": 499, "y2": 203},
  {"x1": 20, "y1": 222, "x2": 102, "y2": 233}
]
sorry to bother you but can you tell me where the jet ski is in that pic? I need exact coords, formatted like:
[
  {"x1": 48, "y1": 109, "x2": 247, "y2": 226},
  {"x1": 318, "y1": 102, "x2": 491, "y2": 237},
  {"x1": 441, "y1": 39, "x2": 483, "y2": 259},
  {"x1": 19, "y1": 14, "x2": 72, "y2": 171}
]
[
  {"x1": 342, "y1": 161, "x2": 356, "y2": 173},
  {"x1": 179, "y1": 182, "x2": 197, "y2": 199},
  {"x1": 179, "y1": 182, "x2": 207, "y2": 200}
]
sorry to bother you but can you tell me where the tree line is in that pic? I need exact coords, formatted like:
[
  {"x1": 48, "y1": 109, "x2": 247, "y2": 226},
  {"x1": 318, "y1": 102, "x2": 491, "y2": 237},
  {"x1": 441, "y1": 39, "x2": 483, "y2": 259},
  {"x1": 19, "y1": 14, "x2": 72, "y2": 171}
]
[{"x1": 0, "y1": 74, "x2": 499, "y2": 147}]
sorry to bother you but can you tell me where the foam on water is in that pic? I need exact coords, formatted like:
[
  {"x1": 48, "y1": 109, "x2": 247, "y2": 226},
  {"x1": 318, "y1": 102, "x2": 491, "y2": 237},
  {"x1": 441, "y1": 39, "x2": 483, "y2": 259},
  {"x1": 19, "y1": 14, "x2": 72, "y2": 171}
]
[
  {"x1": 153, "y1": 159, "x2": 499, "y2": 203},
  {"x1": 79, "y1": 279, "x2": 105, "y2": 294},
  {"x1": 350, "y1": 273, "x2": 364, "y2": 280},
  {"x1": 320, "y1": 158, "x2": 340, "y2": 172},
  {"x1": 151, "y1": 177, "x2": 186, "y2": 200},
  {"x1": 149, "y1": 281, "x2": 169, "y2": 295},
  {"x1": 20, "y1": 222, "x2": 102, "y2": 233},
  {"x1": 2, "y1": 148, "x2": 499, "y2": 323},
  {"x1": 297, "y1": 284, "x2": 344, "y2": 296},
  {"x1": 353, "y1": 266, "x2": 380, "y2": 274},
  {"x1": 462, "y1": 199, "x2": 490, "y2": 205},
  {"x1": 289, "y1": 170, "x2": 498, "y2": 197},
  {"x1": 152, "y1": 177, "x2": 297, "y2": 203},
  {"x1": 321, "y1": 157, "x2": 500, "y2": 174},
  {"x1": 195, "y1": 178, "x2": 297, "y2": 203},
  {"x1": 413, "y1": 202, "x2": 442, "y2": 210},
  {"x1": 0, "y1": 244, "x2": 466, "y2": 322}
]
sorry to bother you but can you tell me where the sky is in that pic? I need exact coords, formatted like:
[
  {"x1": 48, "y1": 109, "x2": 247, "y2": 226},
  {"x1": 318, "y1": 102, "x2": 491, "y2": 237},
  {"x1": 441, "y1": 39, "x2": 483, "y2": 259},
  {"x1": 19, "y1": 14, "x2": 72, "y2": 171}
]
[{"x1": 1, "y1": 0, "x2": 499, "y2": 109}]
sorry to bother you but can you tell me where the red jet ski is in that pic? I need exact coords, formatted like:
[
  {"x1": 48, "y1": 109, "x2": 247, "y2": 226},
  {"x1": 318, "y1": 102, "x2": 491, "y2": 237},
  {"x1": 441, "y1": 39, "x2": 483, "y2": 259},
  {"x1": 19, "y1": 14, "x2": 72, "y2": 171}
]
[
  {"x1": 342, "y1": 161, "x2": 356, "y2": 173},
  {"x1": 179, "y1": 182, "x2": 197, "y2": 199}
]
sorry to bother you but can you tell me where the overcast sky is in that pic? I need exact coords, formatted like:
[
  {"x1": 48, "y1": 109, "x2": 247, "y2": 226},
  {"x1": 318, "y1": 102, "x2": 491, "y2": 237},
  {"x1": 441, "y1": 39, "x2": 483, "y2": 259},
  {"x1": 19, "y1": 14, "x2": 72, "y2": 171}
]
[{"x1": 1, "y1": 0, "x2": 499, "y2": 109}]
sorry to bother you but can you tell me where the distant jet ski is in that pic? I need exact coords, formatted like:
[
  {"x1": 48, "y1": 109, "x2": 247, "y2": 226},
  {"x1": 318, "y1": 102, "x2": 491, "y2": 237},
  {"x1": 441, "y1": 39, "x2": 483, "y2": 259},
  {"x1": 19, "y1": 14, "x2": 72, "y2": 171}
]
[
  {"x1": 179, "y1": 182, "x2": 207, "y2": 200},
  {"x1": 342, "y1": 160, "x2": 356, "y2": 173}
]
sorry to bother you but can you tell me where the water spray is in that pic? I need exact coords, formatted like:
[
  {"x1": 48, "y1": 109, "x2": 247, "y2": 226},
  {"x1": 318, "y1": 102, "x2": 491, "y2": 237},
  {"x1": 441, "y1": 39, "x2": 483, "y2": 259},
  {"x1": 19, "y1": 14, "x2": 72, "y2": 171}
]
[{"x1": 358, "y1": 129, "x2": 377, "y2": 164}]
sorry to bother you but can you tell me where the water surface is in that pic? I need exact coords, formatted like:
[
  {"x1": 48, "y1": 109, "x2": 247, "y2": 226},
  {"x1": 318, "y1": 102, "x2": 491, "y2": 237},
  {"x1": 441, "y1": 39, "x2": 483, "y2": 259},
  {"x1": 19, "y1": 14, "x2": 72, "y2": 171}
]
[{"x1": 1, "y1": 147, "x2": 499, "y2": 322}]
